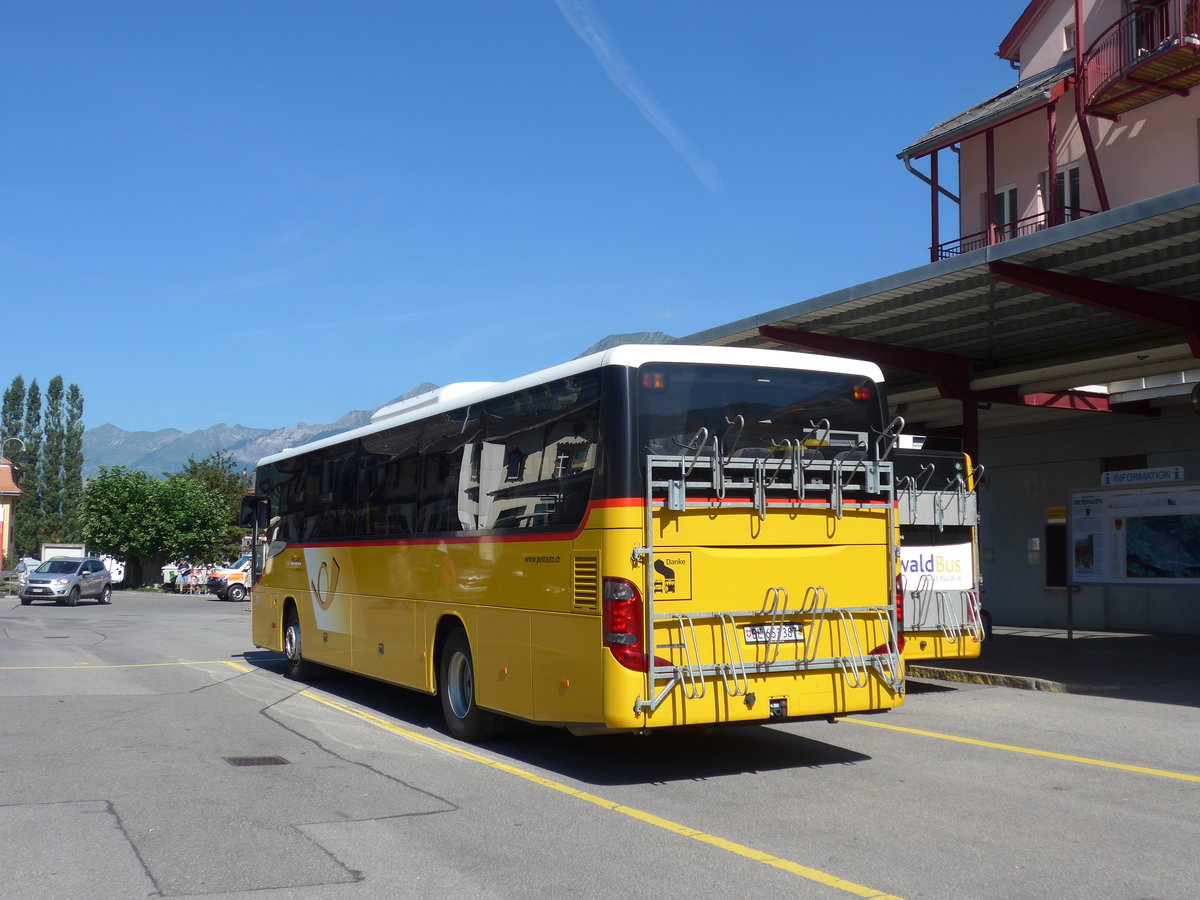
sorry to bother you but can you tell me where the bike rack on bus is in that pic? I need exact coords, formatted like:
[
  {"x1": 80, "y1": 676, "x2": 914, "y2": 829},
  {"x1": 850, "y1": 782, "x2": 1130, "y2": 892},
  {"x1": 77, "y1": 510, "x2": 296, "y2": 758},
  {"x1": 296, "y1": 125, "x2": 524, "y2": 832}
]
[
  {"x1": 631, "y1": 427, "x2": 905, "y2": 717},
  {"x1": 897, "y1": 470, "x2": 979, "y2": 531},
  {"x1": 907, "y1": 574, "x2": 985, "y2": 645}
]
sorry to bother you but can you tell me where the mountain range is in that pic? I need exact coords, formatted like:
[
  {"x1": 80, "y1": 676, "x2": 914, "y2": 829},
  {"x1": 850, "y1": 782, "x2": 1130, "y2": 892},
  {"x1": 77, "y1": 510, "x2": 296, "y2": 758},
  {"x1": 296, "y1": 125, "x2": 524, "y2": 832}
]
[{"x1": 83, "y1": 334, "x2": 674, "y2": 477}]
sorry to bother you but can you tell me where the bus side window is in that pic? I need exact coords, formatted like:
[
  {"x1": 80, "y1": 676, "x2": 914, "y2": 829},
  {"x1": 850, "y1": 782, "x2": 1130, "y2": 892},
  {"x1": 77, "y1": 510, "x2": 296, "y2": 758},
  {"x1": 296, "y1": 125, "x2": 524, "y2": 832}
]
[
  {"x1": 418, "y1": 406, "x2": 479, "y2": 534},
  {"x1": 302, "y1": 442, "x2": 360, "y2": 541},
  {"x1": 479, "y1": 374, "x2": 600, "y2": 530},
  {"x1": 360, "y1": 425, "x2": 419, "y2": 537}
]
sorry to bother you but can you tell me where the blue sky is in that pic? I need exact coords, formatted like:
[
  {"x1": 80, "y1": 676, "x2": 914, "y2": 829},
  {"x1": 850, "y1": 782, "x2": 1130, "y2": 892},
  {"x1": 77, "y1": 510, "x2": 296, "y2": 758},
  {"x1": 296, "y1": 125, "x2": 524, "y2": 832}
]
[{"x1": 4, "y1": 2, "x2": 1021, "y2": 434}]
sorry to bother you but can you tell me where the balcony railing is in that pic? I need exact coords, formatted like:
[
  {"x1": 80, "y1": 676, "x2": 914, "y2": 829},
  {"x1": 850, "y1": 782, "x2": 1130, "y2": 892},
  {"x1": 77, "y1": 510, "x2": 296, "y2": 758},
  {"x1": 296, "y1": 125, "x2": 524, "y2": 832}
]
[
  {"x1": 934, "y1": 208, "x2": 1094, "y2": 260},
  {"x1": 1082, "y1": 0, "x2": 1200, "y2": 118}
]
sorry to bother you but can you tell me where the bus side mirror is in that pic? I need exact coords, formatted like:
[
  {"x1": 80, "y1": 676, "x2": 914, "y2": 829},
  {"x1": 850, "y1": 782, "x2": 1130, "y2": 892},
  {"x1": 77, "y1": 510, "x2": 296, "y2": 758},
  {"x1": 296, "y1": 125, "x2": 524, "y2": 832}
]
[{"x1": 239, "y1": 495, "x2": 269, "y2": 529}]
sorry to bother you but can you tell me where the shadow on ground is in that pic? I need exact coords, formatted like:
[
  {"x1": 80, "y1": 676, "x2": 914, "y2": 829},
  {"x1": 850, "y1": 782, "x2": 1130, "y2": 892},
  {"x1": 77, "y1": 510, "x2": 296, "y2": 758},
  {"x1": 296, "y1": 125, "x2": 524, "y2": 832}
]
[{"x1": 233, "y1": 649, "x2": 873, "y2": 786}]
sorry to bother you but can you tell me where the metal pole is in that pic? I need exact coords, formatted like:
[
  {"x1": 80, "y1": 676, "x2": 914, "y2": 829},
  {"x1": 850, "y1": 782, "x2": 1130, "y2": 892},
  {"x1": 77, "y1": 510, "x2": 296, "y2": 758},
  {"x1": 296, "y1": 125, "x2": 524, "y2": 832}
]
[
  {"x1": 930, "y1": 150, "x2": 940, "y2": 263},
  {"x1": 1066, "y1": 493, "x2": 1075, "y2": 645}
]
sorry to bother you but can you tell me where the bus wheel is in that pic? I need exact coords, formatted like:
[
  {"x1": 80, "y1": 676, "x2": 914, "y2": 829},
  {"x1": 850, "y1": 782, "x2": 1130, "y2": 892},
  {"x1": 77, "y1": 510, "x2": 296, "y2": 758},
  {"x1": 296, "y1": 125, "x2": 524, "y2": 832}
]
[
  {"x1": 439, "y1": 629, "x2": 487, "y2": 742},
  {"x1": 283, "y1": 608, "x2": 317, "y2": 681},
  {"x1": 227, "y1": 583, "x2": 246, "y2": 603}
]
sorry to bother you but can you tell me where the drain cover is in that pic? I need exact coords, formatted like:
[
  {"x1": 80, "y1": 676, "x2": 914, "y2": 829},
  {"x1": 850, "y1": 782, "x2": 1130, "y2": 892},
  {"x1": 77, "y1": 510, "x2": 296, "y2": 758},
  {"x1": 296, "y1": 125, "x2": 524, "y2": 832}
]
[{"x1": 224, "y1": 756, "x2": 289, "y2": 767}]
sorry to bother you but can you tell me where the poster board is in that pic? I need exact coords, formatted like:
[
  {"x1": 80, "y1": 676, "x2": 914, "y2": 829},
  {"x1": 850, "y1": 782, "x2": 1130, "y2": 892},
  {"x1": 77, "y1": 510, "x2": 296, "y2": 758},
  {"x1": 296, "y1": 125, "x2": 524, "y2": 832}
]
[{"x1": 1070, "y1": 481, "x2": 1200, "y2": 584}]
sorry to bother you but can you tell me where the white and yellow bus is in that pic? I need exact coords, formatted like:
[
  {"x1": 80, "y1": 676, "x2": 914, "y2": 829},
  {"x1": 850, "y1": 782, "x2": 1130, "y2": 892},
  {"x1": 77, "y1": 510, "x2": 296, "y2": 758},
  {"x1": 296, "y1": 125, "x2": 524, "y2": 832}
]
[
  {"x1": 245, "y1": 345, "x2": 906, "y2": 740},
  {"x1": 895, "y1": 438, "x2": 986, "y2": 662}
]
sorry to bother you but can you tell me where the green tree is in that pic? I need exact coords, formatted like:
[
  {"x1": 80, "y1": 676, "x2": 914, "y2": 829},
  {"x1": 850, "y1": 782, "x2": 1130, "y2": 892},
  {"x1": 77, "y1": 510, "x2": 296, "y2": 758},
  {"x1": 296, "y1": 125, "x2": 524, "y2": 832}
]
[
  {"x1": 172, "y1": 450, "x2": 250, "y2": 563},
  {"x1": 40, "y1": 375, "x2": 65, "y2": 542},
  {"x1": 61, "y1": 384, "x2": 85, "y2": 540},
  {"x1": 14, "y1": 380, "x2": 42, "y2": 557},
  {"x1": 82, "y1": 467, "x2": 226, "y2": 588},
  {"x1": 2, "y1": 375, "x2": 24, "y2": 451}
]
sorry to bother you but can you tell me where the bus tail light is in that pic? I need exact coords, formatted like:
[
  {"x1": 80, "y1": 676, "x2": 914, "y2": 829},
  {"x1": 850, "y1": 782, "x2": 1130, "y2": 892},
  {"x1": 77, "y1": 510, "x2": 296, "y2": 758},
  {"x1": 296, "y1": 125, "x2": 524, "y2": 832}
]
[
  {"x1": 874, "y1": 572, "x2": 906, "y2": 656},
  {"x1": 602, "y1": 577, "x2": 670, "y2": 672}
]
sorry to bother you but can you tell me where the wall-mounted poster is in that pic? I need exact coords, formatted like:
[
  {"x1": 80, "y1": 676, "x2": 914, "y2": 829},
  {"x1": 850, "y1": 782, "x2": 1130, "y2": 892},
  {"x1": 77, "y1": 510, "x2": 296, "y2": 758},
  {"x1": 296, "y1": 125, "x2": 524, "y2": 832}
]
[{"x1": 1069, "y1": 482, "x2": 1200, "y2": 585}]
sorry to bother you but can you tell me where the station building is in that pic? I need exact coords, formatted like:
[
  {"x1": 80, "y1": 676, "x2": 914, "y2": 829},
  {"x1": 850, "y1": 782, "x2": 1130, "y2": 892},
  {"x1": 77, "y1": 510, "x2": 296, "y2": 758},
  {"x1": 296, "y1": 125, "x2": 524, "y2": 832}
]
[{"x1": 687, "y1": 0, "x2": 1200, "y2": 633}]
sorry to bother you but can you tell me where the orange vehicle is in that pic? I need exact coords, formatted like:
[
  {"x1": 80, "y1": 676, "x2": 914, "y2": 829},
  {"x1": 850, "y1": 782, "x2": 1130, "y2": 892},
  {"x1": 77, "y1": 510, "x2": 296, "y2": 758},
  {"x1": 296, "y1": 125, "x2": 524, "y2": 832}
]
[{"x1": 206, "y1": 555, "x2": 253, "y2": 602}]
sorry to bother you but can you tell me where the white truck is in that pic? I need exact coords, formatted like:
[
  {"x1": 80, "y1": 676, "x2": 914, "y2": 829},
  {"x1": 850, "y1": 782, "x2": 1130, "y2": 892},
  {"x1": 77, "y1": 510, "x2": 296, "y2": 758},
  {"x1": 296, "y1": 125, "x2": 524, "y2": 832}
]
[
  {"x1": 39, "y1": 542, "x2": 86, "y2": 561},
  {"x1": 206, "y1": 555, "x2": 253, "y2": 601}
]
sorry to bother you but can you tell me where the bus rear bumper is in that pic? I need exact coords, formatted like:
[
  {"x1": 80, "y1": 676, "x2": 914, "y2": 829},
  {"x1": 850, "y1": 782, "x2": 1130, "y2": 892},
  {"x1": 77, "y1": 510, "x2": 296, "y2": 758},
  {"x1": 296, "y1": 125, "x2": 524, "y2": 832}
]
[{"x1": 600, "y1": 654, "x2": 903, "y2": 731}]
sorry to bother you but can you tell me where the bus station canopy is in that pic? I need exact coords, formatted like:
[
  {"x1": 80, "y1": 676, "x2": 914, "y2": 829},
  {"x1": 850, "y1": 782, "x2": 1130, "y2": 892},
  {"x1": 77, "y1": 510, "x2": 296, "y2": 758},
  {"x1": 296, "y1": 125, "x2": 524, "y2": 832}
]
[{"x1": 684, "y1": 183, "x2": 1200, "y2": 443}]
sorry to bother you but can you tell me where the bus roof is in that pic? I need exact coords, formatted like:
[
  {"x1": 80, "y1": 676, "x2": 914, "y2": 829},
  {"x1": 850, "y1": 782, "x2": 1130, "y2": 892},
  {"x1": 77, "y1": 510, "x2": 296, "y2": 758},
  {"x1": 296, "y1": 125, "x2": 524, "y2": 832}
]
[{"x1": 256, "y1": 344, "x2": 886, "y2": 468}]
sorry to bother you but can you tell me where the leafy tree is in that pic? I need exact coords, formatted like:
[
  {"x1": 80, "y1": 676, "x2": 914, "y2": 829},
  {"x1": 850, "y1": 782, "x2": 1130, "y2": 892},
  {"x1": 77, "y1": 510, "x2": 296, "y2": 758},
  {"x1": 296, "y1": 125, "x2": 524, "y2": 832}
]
[
  {"x1": 172, "y1": 450, "x2": 250, "y2": 563},
  {"x1": 2, "y1": 375, "x2": 24, "y2": 451},
  {"x1": 14, "y1": 380, "x2": 42, "y2": 556},
  {"x1": 40, "y1": 376, "x2": 65, "y2": 542},
  {"x1": 4, "y1": 375, "x2": 86, "y2": 556},
  {"x1": 61, "y1": 384, "x2": 85, "y2": 541},
  {"x1": 82, "y1": 466, "x2": 225, "y2": 588}
]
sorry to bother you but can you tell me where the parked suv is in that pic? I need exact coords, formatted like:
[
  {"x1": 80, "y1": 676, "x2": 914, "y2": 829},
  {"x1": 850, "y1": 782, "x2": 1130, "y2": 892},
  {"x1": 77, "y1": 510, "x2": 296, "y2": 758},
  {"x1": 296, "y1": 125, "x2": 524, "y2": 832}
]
[{"x1": 20, "y1": 557, "x2": 113, "y2": 606}]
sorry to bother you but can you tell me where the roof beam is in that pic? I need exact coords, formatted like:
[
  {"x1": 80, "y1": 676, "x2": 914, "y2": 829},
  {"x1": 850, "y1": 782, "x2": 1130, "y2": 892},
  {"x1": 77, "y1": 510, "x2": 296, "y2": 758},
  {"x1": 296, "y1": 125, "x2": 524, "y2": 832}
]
[
  {"x1": 758, "y1": 325, "x2": 1157, "y2": 417},
  {"x1": 1022, "y1": 391, "x2": 1109, "y2": 412},
  {"x1": 758, "y1": 326, "x2": 969, "y2": 379},
  {"x1": 757, "y1": 325, "x2": 1027, "y2": 406},
  {"x1": 987, "y1": 261, "x2": 1200, "y2": 356}
]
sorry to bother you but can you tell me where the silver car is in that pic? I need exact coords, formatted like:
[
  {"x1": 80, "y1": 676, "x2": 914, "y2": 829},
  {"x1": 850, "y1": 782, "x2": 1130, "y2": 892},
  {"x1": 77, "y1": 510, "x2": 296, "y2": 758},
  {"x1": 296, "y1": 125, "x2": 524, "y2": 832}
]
[{"x1": 19, "y1": 557, "x2": 113, "y2": 606}]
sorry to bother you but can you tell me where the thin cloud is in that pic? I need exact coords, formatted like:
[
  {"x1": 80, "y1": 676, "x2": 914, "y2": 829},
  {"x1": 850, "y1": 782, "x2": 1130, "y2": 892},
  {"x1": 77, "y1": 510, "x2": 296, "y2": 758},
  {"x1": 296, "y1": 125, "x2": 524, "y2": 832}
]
[{"x1": 555, "y1": 0, "x2": 720, "y2": 193}]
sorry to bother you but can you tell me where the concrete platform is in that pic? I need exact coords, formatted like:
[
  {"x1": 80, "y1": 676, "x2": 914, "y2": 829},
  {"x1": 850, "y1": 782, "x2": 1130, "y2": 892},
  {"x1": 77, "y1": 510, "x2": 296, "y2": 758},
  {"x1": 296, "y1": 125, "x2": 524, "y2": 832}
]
[{"x1": 910, "y1": 626, "x2": 1200, "y2": 694}]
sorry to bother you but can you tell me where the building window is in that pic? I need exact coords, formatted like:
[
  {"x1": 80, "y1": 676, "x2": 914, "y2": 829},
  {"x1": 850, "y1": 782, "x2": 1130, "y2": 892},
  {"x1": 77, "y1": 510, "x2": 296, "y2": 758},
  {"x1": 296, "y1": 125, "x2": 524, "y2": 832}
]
[
  {"x1": 1041, "y1": 164, "x2": 1082, "y2": 223},
  {"x1": 1056, "y1": 164, "x2": 1082, "y2": 219},
  {"x1": 504, "y1": 449, "x2": 525, "y2": 482},
  {"x1": 1045, "y1": 522, "x2": 1068, "y2": 587},
  {"x1": 1064, "y1": 23, "x2": 1076, "y2": 51},
  {"x1": 1103, "y1": 453, "x2": 1148, "y2": 472},
  {"x1": 992, "y1": 185, "x2": 1019, "y2": 237}
]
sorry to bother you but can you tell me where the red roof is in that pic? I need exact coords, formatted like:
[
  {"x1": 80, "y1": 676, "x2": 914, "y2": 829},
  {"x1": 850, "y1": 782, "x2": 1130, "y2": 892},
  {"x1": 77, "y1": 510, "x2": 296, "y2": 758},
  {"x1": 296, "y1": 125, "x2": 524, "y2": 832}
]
[{"x1": 0, "y1": 457, "x2": 24, "y2": 497}]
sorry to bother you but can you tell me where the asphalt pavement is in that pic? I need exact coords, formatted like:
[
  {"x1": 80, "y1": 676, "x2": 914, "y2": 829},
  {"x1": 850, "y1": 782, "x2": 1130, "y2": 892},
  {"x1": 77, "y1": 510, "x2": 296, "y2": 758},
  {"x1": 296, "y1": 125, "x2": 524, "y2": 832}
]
[{"x1": 910, "y1": 625, "x2": 1200, "y2": 694}]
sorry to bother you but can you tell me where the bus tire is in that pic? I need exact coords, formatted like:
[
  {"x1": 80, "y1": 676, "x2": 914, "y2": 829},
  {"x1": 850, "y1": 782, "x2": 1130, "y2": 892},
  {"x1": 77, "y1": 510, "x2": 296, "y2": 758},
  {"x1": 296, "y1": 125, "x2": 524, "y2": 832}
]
[
  {"x1": 439, "y1": 629, "x2": 488, "y2": 742},
  {"x1": 283, "y1": 607, "x2": 318, "y2": 681},
  {"x1": 227, "y1": 583, "x2": 246, "y2": 603}
]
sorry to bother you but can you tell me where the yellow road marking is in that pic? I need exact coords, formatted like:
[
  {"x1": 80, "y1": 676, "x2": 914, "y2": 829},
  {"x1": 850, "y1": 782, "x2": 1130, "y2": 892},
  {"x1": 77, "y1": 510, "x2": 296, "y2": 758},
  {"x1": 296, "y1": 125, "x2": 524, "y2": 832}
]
[
  {"x1": 283, "y1": 683, "x2": 903, "y2": 900},
  {"x1": 0, "y1": 660, "x2": 247, "y2": 670},
  {"x1": 847, "y1": 717, "x2": 1200, "y2": 783}
]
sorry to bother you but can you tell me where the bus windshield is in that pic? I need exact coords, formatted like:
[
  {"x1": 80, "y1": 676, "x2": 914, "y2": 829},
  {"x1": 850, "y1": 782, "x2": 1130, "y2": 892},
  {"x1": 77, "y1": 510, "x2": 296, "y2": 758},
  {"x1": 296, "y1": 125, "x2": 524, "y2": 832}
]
[{"x1": 637, "y1": 362, "x2": 884, "y2": 458}]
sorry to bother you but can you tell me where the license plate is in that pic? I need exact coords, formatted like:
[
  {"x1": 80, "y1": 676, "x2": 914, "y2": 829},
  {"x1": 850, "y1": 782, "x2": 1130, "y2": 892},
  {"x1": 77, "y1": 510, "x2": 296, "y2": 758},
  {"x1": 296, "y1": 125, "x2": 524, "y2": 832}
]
[{"x1": 744, "y1": 624, "x2": 802, "y2": 643}]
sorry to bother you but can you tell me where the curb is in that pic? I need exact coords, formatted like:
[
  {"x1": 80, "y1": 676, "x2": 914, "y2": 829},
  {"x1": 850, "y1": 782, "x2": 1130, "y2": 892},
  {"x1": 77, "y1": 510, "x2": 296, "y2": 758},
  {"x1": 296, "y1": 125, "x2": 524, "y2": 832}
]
[{"x1": 907, "y1": 664, "x2": 1124, "y2": 694}]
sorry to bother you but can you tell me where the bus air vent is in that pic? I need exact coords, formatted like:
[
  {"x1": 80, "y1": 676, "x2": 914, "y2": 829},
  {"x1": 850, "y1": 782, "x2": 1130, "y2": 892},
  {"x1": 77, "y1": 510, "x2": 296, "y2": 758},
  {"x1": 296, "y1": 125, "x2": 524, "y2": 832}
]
[{"x1": 573, "y1": 554, "x2": 600, "y2": 610}]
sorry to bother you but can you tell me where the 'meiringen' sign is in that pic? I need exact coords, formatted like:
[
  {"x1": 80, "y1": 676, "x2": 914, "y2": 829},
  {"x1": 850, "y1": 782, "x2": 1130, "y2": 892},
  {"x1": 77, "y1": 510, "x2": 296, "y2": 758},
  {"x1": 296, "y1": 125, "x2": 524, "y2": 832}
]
[{"x1": 1070, "y1": 475, "x2": 1200, "y2": 585}]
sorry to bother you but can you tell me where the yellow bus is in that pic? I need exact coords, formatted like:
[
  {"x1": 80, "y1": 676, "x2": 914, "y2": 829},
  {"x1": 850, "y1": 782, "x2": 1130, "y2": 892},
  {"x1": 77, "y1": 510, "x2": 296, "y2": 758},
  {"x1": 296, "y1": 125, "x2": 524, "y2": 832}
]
[
  {"x1": 245, "y1": 345, "x2": 905, "y2": 740},
  {"x1": 895, "y1": 438, "x2": 985, "y2": 662}
]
